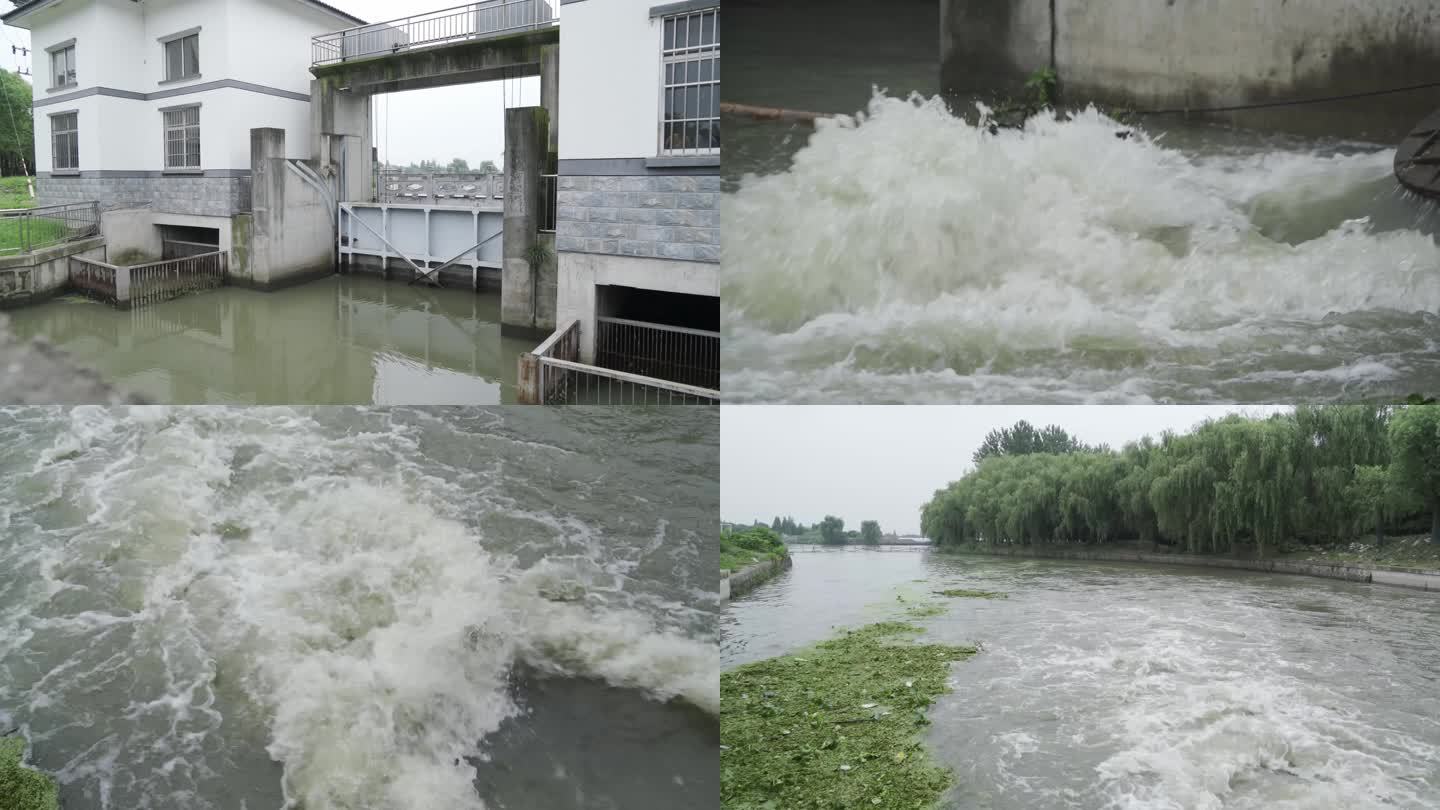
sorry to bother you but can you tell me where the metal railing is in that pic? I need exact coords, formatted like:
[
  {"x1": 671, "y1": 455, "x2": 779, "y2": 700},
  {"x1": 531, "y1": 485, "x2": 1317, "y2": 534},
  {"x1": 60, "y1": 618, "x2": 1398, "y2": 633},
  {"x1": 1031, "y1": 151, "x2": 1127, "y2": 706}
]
[
  {"x1": 1, "y1": 201, "x2": 100, "y2": 256},
  {"x1": 69, "y1": 255, "x2": 119, "y2": 305},
  {"x1": 163, "y1": 239, "x2": 220, "y2": 260},
  {"x1": 539, "y1": 174, "x2": 557, "y2": 232},
  {"x1": 313, "y1": 0, "x2": 557, "y2": 66},
  {"x1": 524, "y1": 319, "x2": 720, "y2": 405},
  {"x1": 595, "y1": 316, "x2": 719, "y2": 390},
  {"x1": 379, "y1": 171, "x2": 505, "y2": 205},
  {"x1": 128, "y1": 251, "x2": 227, "y2": 308}
]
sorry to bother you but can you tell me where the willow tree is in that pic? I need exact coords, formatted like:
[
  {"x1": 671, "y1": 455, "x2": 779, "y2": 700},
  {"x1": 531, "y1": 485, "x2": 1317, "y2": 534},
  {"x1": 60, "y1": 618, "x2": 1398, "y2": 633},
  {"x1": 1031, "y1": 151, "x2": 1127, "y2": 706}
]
[
  {"x1": 1294, "y1": 405, "x2": 1391, "y2": 541},
  {"x1": 1388, "y1": 406, "x2": 1440, "y2": 544},
  {"x1": 860, "y1": 520, "x2": 882, "y2": 544},
  {"x1": 1348, "y1": 465, "x2": 1398, "y2": 547},
  {"x1": 918, "y1": 406, "x2": 1431, "y2": 554}
]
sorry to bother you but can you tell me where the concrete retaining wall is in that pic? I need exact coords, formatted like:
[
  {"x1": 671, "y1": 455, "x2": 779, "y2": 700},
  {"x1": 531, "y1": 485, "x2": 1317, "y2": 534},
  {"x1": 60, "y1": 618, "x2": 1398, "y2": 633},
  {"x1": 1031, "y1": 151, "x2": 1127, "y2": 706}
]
[
  {"x1": 941, "y1": 0, "x2": 1440, "y2": 140},
  {"x1": 245, "y1": 128, "x2": 334, "y2": 291},
  {"x1": 0, "y1": 237, "x2": 107, "y2": 307},
  {"x1": 722, "y1": 555, "x2": 793, "y2": 601},
  {"x1": 957, "y1": 545, "x2": 1440, "y2": 592}
]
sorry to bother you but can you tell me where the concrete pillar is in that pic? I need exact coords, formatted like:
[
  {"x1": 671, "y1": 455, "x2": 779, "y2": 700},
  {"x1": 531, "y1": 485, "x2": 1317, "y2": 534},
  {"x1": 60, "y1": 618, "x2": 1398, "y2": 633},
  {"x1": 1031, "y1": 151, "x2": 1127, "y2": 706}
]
[
  {"x1": 310, "y1": 78, "x2": 373, "y2": 202},
  {"x1": 250, "y1": 127, "x2": 287, "y2": 288},
  {"x1": 540, "y1": 44, "x2": 559, "y2": 174},
  {"x1": 501, "y1": 106, "x2": 549, "y2": 338}
]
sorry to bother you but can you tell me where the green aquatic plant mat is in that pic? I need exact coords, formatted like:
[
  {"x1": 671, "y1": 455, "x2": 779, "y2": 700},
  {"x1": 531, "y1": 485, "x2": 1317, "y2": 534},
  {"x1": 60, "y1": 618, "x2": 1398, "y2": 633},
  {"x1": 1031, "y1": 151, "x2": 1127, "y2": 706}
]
[
  {"x1": 721, "y1": 621, "x2": 976, "y2": 809},
  {"x1": 933, "y1": 589, "x2": 1007, "y2": 599},
  {"x1": 0, "y1": 736, "x2": 59, "y2": 810}
]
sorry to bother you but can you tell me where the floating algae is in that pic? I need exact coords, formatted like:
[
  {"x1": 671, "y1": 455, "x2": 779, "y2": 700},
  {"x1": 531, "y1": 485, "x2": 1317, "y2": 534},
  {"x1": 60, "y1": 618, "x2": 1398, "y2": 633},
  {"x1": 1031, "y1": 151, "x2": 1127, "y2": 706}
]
[
  {"x1": 721, "y1": 622, "x2": 976, "y2": 809},
  {"x1": 0, "y1": 736, "x2": 58, "y2": 810}
]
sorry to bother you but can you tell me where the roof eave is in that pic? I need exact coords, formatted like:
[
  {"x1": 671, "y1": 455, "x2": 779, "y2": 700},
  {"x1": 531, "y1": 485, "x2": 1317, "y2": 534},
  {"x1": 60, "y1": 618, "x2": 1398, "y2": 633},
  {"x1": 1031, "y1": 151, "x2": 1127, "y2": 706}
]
[
  {"x1": 2, "y1": 0, "x2": 366, "y2": 29},
  {"x1": 1, "y1": 0, "x2": 61, "y2": 28}
]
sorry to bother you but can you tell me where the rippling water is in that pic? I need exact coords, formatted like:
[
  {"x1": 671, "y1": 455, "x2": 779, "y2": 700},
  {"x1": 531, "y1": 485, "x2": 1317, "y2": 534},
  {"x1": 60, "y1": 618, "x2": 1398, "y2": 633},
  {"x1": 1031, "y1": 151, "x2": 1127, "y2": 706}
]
[
  {"x1": 0, "y1": 406, "x2": 719, "y2": 809},
  {"x1": 723, "y1": 546, "x2": 1440, "y2": 809},
  {"x1": 4, "y1": 277, "x2": 526, "y2": 405},
  {"x1": 722, "y1": 94, "x2": 1440, "y2": 403}
]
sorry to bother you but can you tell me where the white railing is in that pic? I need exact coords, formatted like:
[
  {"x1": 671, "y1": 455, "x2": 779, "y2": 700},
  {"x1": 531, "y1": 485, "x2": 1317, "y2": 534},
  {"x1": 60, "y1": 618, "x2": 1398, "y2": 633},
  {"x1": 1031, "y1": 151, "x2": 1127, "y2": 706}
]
[
  {"x1": 69, "y1": 251, "x2": 226, "y2": 309},
  {"x1": 69, "y1": 255, "x2": 120, "y2": 304},
  {"x1": 312, "y1": 0, "x2": 557, "y2": 66},
  {"x1": 128, "y1": 251, "x2": 227, "y2": 308},
  {"x1": 379, "y1": 171, "x2": 505, "y2": 206},
  {"x1": 521, "y1": 319, "x2": 720, "y2": 405}
]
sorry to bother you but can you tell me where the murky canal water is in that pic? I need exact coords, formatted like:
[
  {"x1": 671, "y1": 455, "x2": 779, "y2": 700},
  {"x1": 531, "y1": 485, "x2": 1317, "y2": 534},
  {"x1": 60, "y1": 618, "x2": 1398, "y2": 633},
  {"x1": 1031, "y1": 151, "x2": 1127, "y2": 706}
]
[
  {"x1": 722, "y1": 2, "x2": 1440, "y2": 404},
  {"x1": 723, "y1": 545, "x2": 1440, "y2": 809},
  {"x1": 5, "y1": 276, "x2": 525, "y2": 405},
  {"x1": 0, "y1": 406, "x2": 719, "y2": 810}
]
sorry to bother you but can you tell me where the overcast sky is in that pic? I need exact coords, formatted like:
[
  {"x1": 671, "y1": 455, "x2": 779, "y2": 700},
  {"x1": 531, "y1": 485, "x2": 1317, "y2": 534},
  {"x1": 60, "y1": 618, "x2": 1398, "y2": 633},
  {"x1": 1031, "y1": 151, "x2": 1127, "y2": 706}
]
[
  {"x1": 721, "y1": 406, "x2": 1291, "y2": 535},
  {"x1": 0, "y1": 0, "x2": 541, "y2": 168}
]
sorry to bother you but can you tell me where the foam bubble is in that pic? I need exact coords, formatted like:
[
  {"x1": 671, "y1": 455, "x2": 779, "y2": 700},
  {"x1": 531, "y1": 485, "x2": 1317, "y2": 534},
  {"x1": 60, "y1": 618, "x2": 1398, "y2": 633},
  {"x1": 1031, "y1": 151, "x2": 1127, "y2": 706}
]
[{"x1": 723, "y1": 93, "x2": 1440, "y2": 402}]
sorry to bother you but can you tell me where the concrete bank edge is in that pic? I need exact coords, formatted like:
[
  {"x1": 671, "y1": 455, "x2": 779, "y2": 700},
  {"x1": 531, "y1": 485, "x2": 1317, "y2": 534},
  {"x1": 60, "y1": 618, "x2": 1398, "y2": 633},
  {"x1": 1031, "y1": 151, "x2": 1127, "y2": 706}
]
[
  {"x1": 954, "y1": 546, "x2": 1440, "y2": 592},
  {"x1": 721, "y1": 554, "x2": 793, "y2": 601}
]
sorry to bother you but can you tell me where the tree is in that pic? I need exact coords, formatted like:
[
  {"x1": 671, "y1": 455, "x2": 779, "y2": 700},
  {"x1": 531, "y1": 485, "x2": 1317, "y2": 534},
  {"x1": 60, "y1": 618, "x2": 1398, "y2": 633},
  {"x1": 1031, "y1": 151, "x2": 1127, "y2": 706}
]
[
  {"x1": 0, "y1": 71, "x2": 34, "y2": 178},
  {"x1": 447, "y1": 157, "x2": 470, "y2": 172},
  {"x1": 1348, "y1": 465, "x2": 1397, "y2": 547},
  {"x1": 475, "y1": 159, "x2": 501, "y2": 175},
  {"x1": 973, "y1": 420, "x2": 1089, "y2": 466},
  {"x1": 921, "y1": 406, "x2": 1439, "y2": 556},
  {"x1": 1388, "y1": 406, "x2": 1440, "y2": 544},
  {"x1": 860, "y1": 520, "x2": 882, "y2": 544},
  {"x1": 819, "y1": 515, "x2": 846, "y2": 545}
]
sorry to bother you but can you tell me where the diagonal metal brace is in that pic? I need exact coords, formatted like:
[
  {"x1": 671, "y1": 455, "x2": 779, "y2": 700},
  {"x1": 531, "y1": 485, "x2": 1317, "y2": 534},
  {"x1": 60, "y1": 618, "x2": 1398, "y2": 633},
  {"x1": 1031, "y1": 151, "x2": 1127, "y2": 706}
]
[
  {"x1": 341, "y1": 204, "x2": 429, "y2": 278},
  {"x1": 407, "y1": 229, "x2": 503, "y2": 286}
]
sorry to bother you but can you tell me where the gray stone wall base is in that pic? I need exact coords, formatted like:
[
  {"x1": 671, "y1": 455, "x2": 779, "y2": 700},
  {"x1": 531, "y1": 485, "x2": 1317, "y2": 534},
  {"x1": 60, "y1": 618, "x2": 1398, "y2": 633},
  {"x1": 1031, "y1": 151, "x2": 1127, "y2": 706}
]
[
  {"x1": 556, "y1": 174, "x2": 720, "y2": 263},
  {"x1": 38, "y1": 175, "x2": 250, "y2": 217}
]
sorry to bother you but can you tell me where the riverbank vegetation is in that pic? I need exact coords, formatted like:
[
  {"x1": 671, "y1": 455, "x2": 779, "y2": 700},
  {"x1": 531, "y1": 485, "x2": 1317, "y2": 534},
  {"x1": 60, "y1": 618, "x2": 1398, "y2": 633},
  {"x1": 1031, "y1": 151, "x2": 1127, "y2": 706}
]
[
  {"x1": 739, "y1": 515, "x2": 892, "y2": 545},
  {"x1": 720, "y1": 622, "x2": 976, "y2": 809},
  {"x1": 721, "y1": 525, "x2": 790, "y2": 573},
  {"x1": 0, "y1": 735, "x2": 58, "y2": 810},
  {"x1": 921, "y1": 406, "x2": 1440, "y2": 557}
]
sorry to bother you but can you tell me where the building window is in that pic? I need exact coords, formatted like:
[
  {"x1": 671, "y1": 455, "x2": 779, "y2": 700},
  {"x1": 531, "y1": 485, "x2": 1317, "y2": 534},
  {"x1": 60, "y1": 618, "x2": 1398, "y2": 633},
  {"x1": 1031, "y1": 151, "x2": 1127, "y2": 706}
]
[
  {"x1": 660, "y1": 7, "x2": 719, "y2": 155},
  {"x1": 163, "y1": 32, "x2": 200, "y2": 82},
  {"x1": 163, "y1": 106, "x2": 201, "y2": 169},
  {"x1": 50, "y1": 44, "x2": 76, "y2": 89},
  {"x1": 51, "y1": 112, "x2": 78, "y2": 171}
]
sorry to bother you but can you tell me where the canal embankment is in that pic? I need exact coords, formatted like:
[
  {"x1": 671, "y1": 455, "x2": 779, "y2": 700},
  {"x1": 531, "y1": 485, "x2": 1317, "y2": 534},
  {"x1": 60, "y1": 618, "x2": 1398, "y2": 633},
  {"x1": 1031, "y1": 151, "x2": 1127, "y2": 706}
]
[
  {"x1": 722, "y1": 554, "x2": 792, "y2": 601},
  {"x1": 944, "y1": 543, "x2": 1440, "y2": 592},
  {"x1": 942, "y1": 0, "x2": 1440, "y2": 140},
  {"x1": 721, "y1": 526, "x2": 795, "y2": 601}
]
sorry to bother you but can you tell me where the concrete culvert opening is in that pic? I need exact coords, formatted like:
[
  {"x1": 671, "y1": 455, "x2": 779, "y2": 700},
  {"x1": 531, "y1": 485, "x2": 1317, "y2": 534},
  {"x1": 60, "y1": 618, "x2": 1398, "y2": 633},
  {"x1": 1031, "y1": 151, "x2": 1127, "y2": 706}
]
[{"x1": 595, "y1": 285, "x2": 720, "y2": 390}]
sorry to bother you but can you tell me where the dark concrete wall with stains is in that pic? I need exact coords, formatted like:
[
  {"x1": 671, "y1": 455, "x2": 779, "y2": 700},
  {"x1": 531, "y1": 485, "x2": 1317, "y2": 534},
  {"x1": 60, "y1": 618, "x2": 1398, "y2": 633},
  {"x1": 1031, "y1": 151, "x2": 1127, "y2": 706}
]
[{"x1": 942, "y1": 0, "x2": 1440, "y2": 140}]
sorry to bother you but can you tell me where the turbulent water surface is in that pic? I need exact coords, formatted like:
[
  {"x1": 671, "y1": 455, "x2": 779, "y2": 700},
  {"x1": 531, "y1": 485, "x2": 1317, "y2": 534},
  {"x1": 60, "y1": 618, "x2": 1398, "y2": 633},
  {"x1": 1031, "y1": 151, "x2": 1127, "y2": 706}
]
[
  {"x1": 5, "y1": 276, "x2": 527, "y2": 405},
  {"x1": 722, "y1": 93, "x2": 1440, "y2": 403},
  {"x1": 723, "y1": 545, "x2": 1440, "y2": 809},
  {"x1": 0, "y1": 406, "x2": 719, "y2": 809}
]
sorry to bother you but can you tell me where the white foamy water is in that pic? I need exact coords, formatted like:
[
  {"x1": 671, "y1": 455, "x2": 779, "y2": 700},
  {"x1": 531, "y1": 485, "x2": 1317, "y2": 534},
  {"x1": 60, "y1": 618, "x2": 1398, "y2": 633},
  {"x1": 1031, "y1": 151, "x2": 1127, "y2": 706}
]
[
  {"x1": 722, "y1": 94, "x2": 1440, "y2": 403},
  {"x1": 0, "y1": 407, "x2": 718, "y2": 810},
  {"x1": 722, "y1": 548, "x2": 1440, "y2": 809}
]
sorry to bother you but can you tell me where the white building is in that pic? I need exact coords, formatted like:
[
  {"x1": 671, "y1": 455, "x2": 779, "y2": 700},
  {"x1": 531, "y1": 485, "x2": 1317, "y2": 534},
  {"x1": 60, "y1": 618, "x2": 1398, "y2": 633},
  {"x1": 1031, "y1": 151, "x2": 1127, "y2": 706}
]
[
  {"x1": 555, "y1": 0, "x2": 720, "y2": 370},
  {"x1": 2, "y1": 0, "x2": 363, "y2": 262}
]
